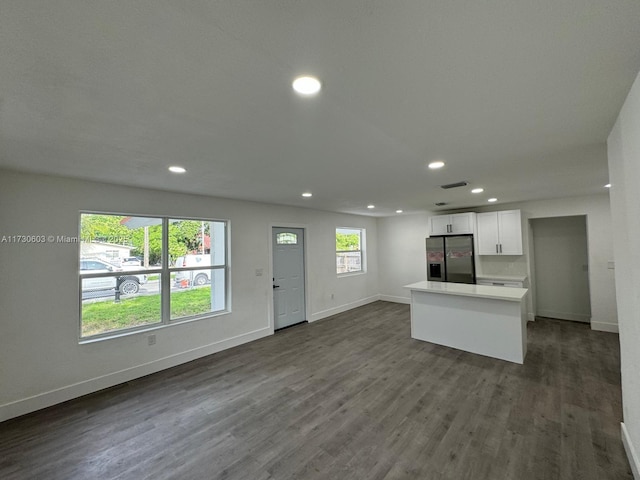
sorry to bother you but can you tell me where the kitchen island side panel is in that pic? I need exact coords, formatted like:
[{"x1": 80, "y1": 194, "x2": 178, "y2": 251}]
[{"x1": 410, "y1": 290, "x2": 527, "y2": 364}]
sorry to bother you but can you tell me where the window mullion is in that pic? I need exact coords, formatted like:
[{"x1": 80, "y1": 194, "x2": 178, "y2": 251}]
[{"x1": 161, "y1": 218, "x2": 170, "y2": 324}]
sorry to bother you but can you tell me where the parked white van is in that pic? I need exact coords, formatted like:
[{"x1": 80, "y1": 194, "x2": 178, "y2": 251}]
[{"x1": 174, "y1": 254, "x2": 211, "y2": 286}]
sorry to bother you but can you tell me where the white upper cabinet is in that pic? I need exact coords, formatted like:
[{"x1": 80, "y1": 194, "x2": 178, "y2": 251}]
[
  {"x1": 429, "y1": 212, "x2": 476, "y2": 236},
  {"x1": 476, "y1": 210, "x2": 523, "y2": 255}
]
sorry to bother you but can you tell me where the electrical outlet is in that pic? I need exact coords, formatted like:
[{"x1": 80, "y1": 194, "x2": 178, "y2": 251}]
[{"x1": 148, "y1": 334, "x2": 156, "y2": 346}]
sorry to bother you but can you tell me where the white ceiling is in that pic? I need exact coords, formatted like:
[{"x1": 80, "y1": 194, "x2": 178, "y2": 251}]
[{"x1": 1, "y1": 1, "x2": 639, "y2": 216}]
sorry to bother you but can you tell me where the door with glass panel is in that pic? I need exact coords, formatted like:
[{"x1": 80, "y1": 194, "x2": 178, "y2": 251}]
[{"x1": 272, "y1": 227, "x2": 306, "y2": 330}]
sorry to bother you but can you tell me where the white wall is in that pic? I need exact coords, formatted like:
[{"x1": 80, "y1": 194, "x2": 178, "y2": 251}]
[
  {"x1": 0, "y1": 170, "x2": 379, "y2": 421},
  {"x1": 377, "y1": 212, "x2": 431, "y2": 303},
  {"x1": 608, "y1": 70, "x2": 640, "y2": 479},
  {"x1": 378, "y1": 194, "x2": 616, "y2": 332}
]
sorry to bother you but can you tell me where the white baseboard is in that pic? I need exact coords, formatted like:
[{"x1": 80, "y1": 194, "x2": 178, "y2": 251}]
[
  {"x1": 537, "y1": 309, "x2": 590, "y2": 323},
  {"x1": 309, "y1": 295, "x2": 381, "y2": 322},
  {"x1": 0, "y1": 327, "x2": 271, "y2": 423},
  {"x1": 622, "y1": 423, "x2": 640, "y2": 479},
  {"x1": 591, "y1": 321, "x2": 619, "y2": 333},
  {"x1": 379, "y1": 294, "x2": 411, "y2": 304}
]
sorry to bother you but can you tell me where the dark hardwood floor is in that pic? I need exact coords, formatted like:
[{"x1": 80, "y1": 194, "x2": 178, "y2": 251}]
[{"x1": 0, "y1": 301, "x2": 631, "y2": 479}]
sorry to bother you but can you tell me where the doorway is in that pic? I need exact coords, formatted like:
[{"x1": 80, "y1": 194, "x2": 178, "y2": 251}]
[
  {"x1": 531, "y1": 216, "x2": 591, "y2": 323},
  {"x1": 272, "y1": 227, "x2": 306, "y2": 330}
]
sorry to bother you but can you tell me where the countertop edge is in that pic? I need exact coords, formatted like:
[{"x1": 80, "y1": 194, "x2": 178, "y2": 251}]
[
  {"x1": 476, "y1": 274, "x2": 528, "y2": 282},
  {"x1": 404, "y1": 281, "x2": 528, "y2": 302}
]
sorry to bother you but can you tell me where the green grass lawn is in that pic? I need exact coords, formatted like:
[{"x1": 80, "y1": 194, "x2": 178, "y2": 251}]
[{"x1": 82, "y1": 287, "x2": 212, "y2": 337}]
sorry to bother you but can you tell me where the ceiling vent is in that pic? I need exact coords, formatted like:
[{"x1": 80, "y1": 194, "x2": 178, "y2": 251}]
[{"x1": 440, "y1": 181, "x2": 468, "y2": 189}]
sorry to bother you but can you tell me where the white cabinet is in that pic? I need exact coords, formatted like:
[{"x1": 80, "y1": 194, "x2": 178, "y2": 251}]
[
  {"x1": 476, "y1": 210, "x2": 523, "y2": 255},
  {"x1": 429, "y1": 212, "x2": 476, "y2": 235}
]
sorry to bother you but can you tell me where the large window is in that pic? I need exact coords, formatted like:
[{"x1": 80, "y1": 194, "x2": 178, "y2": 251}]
[
  {"x1": 79, "y1": 213, "x2": 228, "y2": 339},
  {"x1": 336, "y1": 227, "x2": 365, "y2": 274}
]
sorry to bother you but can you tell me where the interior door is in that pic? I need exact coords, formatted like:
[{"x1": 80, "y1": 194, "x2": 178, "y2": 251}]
[{"x1": 272, "y1": 227, "x2": 306, "y2": 330}]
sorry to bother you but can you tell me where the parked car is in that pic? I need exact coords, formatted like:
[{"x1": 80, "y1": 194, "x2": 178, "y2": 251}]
[
  {"x1": 80, "y1": 258, "x2": 147, "y2": 295},
  {"x1": 120, "y1": 257, "x2": 142, "y2": 266},
  {"x1": 174, "y1": 254, "x2": 211, "y2": 286}
]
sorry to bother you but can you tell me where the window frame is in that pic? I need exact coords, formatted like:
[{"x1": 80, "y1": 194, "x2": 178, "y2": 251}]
[
  {"x1": 78, "y1": 212, "x2": 230, "y2": 342},
  {"x1": 168, "y1": 218, "x2": 228, "y2": 322},
  {"x1": 336, "y1": 227, "x2": 366, "y2": 276}
]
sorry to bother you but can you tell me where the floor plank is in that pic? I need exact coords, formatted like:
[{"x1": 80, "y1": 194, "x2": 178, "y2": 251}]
[{"x1": 0, "y1": 302, "x2": 632, "y2": 479}]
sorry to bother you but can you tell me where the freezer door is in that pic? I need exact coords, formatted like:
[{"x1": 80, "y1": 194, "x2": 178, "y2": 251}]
[
  {"x1": 445, "y1": 235, "x2": 475, "y2": 284},
  {"x1": 426, "y1": 237, "x2": 445, "y2": 281}
]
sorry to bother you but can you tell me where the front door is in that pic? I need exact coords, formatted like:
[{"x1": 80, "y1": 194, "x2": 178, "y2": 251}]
[{"x1": 272, "y1": 227, "x2": 306, "y2": 330}]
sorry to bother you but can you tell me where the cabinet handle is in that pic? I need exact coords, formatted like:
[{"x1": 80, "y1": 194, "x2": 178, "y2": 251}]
[
  {"x1": 496, "y1": 244, "x2": 499, "y2": 254},
  {"x1": 499, "y1": 244, "x2": 503, "y2": 253}
]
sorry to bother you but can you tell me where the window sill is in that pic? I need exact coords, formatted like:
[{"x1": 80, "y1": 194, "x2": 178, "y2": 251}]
[{"x1": 337, "y1": 271, "x2": 366, "y2": 278}]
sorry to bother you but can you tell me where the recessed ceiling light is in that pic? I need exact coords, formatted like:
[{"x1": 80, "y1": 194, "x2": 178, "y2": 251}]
[
  {"x1": 488, "y1": 198, "x2": 498, "y2": 203},
  {"x1": 428, "y1": 161, "x2": 445, "y2": 169},
  {"x1": 604, "y1": 183, "x2": 611, "y2": 188},
  {"x1": 168, "y1": 166, "x2": 186, "y2": 174},
  {"x1": 471, "y1": 188, "x2": 484, "y2": 194},
  {"x1": 396, "y1": 209, "x2": 403, "y2": 214},
  {"x1": 367, "y1": 205, "x2": 375, "y2": 209},
  {"x1": 292, "y1": 76, "x2": 321, "y2": 95},
  {"x1": 302, "y1": 192, "x2": 312, "y2": 197}
]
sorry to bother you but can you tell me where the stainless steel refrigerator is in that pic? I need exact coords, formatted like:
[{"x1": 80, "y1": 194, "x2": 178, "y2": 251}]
[{"x1": 426, "y1": 234, "x2": 476, "y2": 284}]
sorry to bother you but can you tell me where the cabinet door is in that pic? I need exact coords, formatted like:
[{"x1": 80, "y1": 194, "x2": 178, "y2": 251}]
[
  {"x1": 476, "y1": 212, "x2": 500, "y2": 255},
  {"x1": 450, "y1": 213, "x2": 475, "y2": 234},
  {"x1": 497, "y1": 210, "x2": 523, "y2": 255},
  {"x1": 429, "y1": 215, "x2": 451, "y2": 235}
]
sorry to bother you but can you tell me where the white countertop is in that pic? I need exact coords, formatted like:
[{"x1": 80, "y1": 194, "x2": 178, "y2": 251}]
[
  {"x1": 476, "y1": 274, "x2": 528, "y2": 283},
  {"x1": 404, "y1": 281, "x2": 528, "y2": 302}
]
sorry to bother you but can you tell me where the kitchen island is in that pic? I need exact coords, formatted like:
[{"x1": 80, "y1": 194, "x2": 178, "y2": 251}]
[{"x1": 404, "y1": 281, "x2": 529, "y2": 364}]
